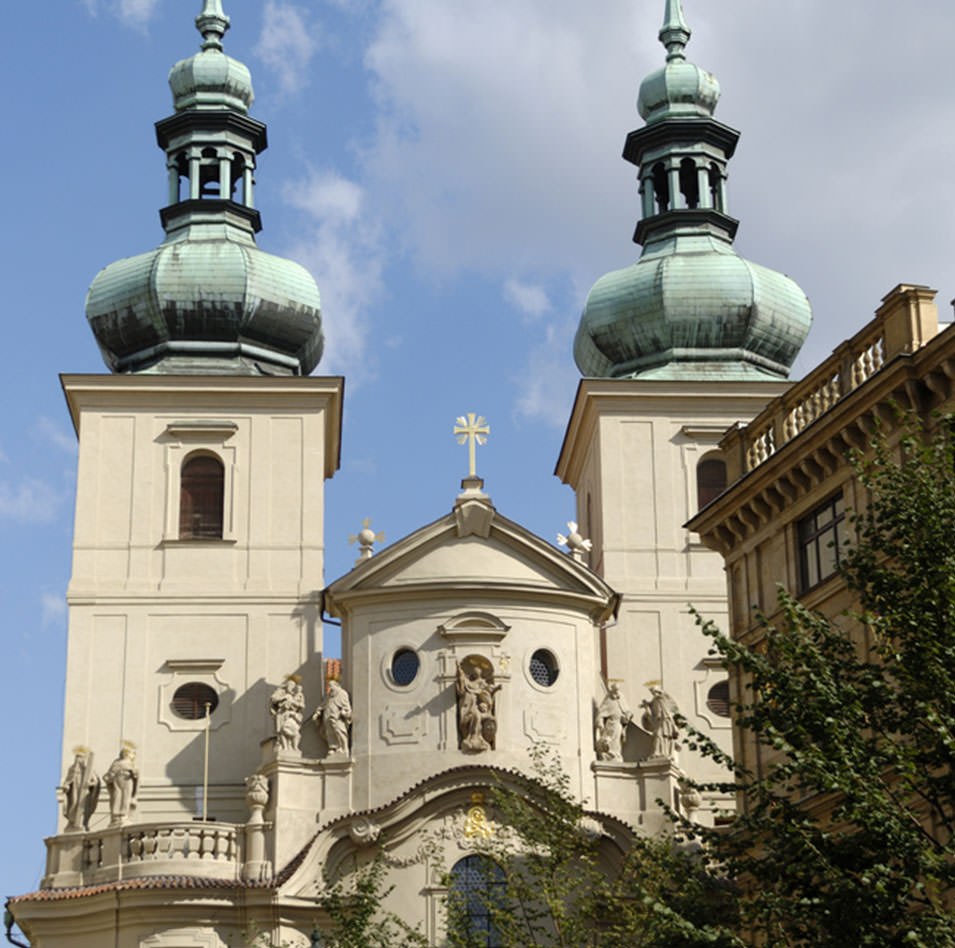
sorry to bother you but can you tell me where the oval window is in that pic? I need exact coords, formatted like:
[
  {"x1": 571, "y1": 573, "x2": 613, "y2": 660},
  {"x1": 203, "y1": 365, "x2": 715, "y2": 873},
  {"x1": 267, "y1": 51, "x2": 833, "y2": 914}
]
[
  {"x1": 529, "y1": 649, "x2": 558, "y2": 687},
  {"x1": 706, "y1": 679, "x2": 731, "y2": 717},
  {"x1": 391, "y1": 649, "x2": 420, "y2": 686},
  {"x1": 171, "y1": 682, "x2": 219, "y2": 720}
]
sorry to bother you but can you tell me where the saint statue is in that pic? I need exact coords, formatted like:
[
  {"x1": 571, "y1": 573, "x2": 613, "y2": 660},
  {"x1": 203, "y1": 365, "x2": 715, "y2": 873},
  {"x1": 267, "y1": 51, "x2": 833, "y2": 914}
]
[
  {"x1": 314, "y1": 678, "x2": 352, "y2": 756},
  {"x1": 595, "y1": 683, "x2": 632, "y2": 761},
  {"x1": 62, "y1": 750, "x2": 100, "y2": 832},
  {"x1": 269, "y1": 677, "x2": 305, "y2": 752},
  {"x1": 641, "y1": 686, "x2": 679, "y2": 759},
  {"x1": 103, "y1": 747, "x2": 139, "y2": 826},
  {"x1": 456, "y1": 660, "x2": 501, "y2": 753}
]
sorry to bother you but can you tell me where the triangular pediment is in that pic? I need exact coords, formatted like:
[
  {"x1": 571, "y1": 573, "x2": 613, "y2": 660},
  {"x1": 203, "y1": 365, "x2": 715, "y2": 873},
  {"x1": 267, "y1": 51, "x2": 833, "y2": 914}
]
[{"x1": 325, "y1": 499, "x2": 618, "y2": 617}]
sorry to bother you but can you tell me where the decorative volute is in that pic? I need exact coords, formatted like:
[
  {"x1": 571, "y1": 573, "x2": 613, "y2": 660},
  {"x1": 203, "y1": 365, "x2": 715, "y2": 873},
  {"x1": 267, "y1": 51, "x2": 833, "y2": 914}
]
[
  {"x1": 85, "y1": 0, "x2": 324, "y2": 376},
  {"x1": 574, "y1": 0, "x2": 811, "y2": 381}
]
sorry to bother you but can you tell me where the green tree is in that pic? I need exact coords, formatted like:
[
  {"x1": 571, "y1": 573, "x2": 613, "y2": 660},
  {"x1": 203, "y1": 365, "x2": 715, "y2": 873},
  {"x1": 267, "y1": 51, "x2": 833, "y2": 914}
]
[
  {"x1": 246, "y1": 854, "x2": 427, "y2": 948},
  {"x1": 444, "y1": 745, "x2": 738, "y2": 948},
  {"x1": 680, "y1": 412, "x2": 955, "y2": 947}
]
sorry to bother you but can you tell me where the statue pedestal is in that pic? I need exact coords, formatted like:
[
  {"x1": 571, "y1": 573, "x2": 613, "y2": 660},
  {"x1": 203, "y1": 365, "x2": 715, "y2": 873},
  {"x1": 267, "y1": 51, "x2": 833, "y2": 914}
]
[
  {"x1": 592, "y1": 757, "x2": 683, "y2": 833},
  {"x1": 258, "y1": 745, "x2": 354, "y2": 871}
]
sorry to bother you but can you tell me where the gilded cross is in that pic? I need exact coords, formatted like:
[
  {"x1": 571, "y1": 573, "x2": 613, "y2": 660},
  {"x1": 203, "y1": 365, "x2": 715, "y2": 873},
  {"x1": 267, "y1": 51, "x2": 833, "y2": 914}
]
[{"x1": 454, "y1": 414, "x2": 490, "y2": 477}]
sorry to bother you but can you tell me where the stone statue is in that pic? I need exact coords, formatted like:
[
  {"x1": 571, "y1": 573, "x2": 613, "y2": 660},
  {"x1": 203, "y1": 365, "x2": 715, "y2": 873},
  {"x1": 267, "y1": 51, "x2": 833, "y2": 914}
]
[
  {"x1": 456, "y1": 660, "x2": 501, "y2": 753},
  {"x1": 62, "y1": 750, "x2": 100, "y2": 832},
  {"x1": 595, "y1": 683, "x2": 632, "y2": 761},
  {"x1": 103, "y1": 747, "x2": 139, "y2": 826},
  {"x1": 314, "y1": 678, "x2": 352, "y2": 755},
  {"x1": 269, "y1": 677, "x2": 305, "y2": 752},
  {"x1": 642, "y1": 686, "x2": 679, "y2": 759}
]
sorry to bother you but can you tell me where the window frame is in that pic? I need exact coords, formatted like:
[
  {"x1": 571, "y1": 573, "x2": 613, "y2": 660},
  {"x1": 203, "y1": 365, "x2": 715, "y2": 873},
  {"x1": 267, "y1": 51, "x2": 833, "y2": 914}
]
[
  {"x1": 797, "y1": 493, "x2": 847, "y2": 593},
  {"x1": 179, "y1": 452, "x2": 225, "y2": 540}
]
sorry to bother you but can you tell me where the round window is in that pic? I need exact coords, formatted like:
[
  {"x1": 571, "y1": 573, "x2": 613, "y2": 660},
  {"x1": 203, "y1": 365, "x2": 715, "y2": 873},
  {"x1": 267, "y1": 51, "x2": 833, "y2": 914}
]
[
  {"x1": 171, "y1": 682, "x2": 219, "y2": 720},
  {"x1": 706, "y1": 679, "x2": 731, "y2": 717},
  {"x1": 391, "y1": 649, "x2": 420, "y2": 686},
  {"x1": 529, "y1": 649, "x2": 558, "y2": 687}
]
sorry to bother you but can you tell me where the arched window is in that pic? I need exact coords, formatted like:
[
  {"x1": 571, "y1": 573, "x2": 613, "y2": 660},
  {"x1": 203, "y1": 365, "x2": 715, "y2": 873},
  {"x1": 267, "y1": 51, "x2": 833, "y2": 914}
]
[
  {"x1": 448, "y1": 855, "x2": 506, "y2": 947},
  {"x1": 679, "y1": 157, "x2": 699, "y2": 209},
  {"x1": 708, "y1": 164, "x2": 722, "y2": 211},
  {"x1": 696, "y1": 456, "x2": 727, "y2": 510},
  {"x1": 652, "y1": 162, "x2": 669, "y2": 213},
  {"x1": 179, "y1": 454, "x2": 224, "y2": 539}
]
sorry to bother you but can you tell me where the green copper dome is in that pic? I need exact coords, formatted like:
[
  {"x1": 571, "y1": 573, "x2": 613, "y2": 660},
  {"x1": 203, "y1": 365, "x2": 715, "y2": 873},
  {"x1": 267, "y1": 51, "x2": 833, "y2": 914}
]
[
  {"x1": 85, "y1": 0, "x2": 323, "y2": 376},
  {"x1": 575, "y1": 0, "x2": 811, "y2": 381}
]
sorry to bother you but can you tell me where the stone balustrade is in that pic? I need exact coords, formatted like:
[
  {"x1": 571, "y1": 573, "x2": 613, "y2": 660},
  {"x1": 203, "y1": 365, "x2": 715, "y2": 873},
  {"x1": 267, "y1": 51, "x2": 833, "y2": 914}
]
[
  {"x1": 723, "y1": 284, "x2": 940, "y2": 483},
  {"x1": 43, "y1": 820, "x2": 247, "y2": 889}
]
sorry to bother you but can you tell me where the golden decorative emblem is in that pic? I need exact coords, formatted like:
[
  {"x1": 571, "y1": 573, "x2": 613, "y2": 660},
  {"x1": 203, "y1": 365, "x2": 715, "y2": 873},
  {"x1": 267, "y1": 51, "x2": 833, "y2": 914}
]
[{"x1": 464, "y1": 792, "x2": 493, "y2": 839}]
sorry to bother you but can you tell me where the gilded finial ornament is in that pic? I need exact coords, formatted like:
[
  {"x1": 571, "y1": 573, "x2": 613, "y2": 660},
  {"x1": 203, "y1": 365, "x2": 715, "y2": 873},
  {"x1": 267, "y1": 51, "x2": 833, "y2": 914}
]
[
  {"x1": 454, "y1": 414, "x2": 490, "y2": 478},
  {"x1": 349, "y1": 517, "x2": 385, "y2": 564}
]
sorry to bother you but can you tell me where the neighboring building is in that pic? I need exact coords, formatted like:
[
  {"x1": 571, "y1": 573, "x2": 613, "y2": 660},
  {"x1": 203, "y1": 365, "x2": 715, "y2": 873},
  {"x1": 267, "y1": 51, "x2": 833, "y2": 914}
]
[
  {"x1": 687, "y1": 282, "x2": 951, "y2": 781},
  {"x1": 8, "y1": 1, "x2": 822, "y2": 945}
]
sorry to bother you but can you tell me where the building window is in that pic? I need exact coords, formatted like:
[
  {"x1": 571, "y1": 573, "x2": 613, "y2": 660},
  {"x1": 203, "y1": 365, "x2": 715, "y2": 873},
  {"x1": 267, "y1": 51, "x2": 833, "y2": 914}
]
[
  {"x1": 171, "y1": 682, "x2": 219, "y2": 720},
  {"x1": 697, "y1": 456, "x2": 727, "y2": 509},
  {"x1": 448, "y1": 855, "x2": 506, "y2": 947},
  {"x1": 529, "y1": 649, "x2": 559, "y2": 687},
  {"x1": 179, "y1": 453, "x2": 224, "y2": 539},
  {"x1": 391, "y1": 649, "x2": 420, "y2": 686},
  {"x1": 706, "y1": 679, "x2": 731, "y2": 717},
  {"x1": 798, "y1": 494, "x2": 846, "y2": 591}
]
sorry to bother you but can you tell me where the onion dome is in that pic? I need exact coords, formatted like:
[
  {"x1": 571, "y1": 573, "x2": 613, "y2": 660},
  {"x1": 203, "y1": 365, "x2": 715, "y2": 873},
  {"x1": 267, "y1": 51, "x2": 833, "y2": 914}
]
[
  {"x1": 85, "y1": 0, "x2": 324, "y2": 376},
  {"x1": 168, "y1": 0, "x2": 253, "y2": 114},
  {"x1": 637, "y1": 0, "x2": 718, "y2": 122},
  {"x1": 574, "y1": 0, "x2": 810, "y2": 381}
]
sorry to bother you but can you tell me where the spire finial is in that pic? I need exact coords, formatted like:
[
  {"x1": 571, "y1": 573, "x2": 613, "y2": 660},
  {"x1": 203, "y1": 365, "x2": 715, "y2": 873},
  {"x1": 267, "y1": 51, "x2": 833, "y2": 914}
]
[
  {"x1": 196, "y1": 0, "x2": 230, "y2": 52},
  {"x1": 659, "y1": 0, "x2": 691, "y2": 63}
]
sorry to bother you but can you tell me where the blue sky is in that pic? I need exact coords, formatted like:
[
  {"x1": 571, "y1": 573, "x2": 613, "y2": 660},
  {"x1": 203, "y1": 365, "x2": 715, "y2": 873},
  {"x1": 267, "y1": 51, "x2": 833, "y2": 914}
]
[{"x1": 4, "y1": 0, "x2": 955, "y2": 904}]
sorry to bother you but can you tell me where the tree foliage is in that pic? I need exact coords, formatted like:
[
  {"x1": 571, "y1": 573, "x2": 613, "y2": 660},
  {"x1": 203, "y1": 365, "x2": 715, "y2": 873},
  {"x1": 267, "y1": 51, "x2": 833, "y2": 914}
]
[
  {"x1": 444, "y1": 745, "x2": 738, "y2": 948},
  {"x1": 681, "y1": 411, "x2": 955, "y2": 947},
  {"x1": 317, "y1": 854, "x2": 428, "y2": 948}
]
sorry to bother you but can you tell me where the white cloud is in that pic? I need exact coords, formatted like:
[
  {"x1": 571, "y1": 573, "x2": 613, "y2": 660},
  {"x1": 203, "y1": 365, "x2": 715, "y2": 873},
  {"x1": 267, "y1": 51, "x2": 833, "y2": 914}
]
[
  {"x1": 41, "y1": 593, "x2": 67, "y2": 629},
  {"x1": 503, "y1": 279, "x2": 551, "y2": 321},
  {"x1": 0, "y1": 479, "x2": 61, "y2": 523},
  {"x1": 359, "y1": 0, "x2": 644, "y2": 282},
  {"x1": 33, "y1": 418, "x2": 78, "y2": 457},
  {"x1": 82, "y1": 0, "x2": 162, "y2": 26},
  {"x1": 282, "y1": 170, "x2": 384, "y2": 380},
  {"x1": 513, "y1": 314, "x2": 579, "y2": 428},
  {"x1": 254, "y1": 1, "x2": 319, "y2": 95}
]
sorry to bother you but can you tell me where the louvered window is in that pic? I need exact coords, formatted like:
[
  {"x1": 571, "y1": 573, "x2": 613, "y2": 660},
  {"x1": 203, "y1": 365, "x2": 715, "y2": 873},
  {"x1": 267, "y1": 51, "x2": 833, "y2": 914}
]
[{"x1": 171, "y1": 682, "x2": 219, "y2": 720}]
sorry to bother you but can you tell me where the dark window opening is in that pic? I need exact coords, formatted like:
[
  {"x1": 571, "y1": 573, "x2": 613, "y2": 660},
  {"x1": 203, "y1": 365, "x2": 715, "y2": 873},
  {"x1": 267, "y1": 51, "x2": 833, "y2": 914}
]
[
  {"x1": 697, "y1": 457, "x2": 727, "y2": 509},
  {"x1": 679, "y1": 158, "x2": 699, "y2": 209},
  {"x1": 708, "y1": 164, "x2": 722, "y2": 211},
  {"x1": 180, "y1": 454, "x2": 224, "y2": 540},
  {"x1": 798, "y1": 494, "x2": 846, "y2": 592},
  {"x1": 172, "y1": 682, "x2": 219, "y2": 720},
  {"x1": 449, "y1": 855, "x2": 506, "y2": 948},
  {"x1": 706, "y1": 680, "x2": 731, "y2": 717},
  {"x1": 391, "y1": 649, "x2": 420, "y2": 686},
  {"x1": 529, "y1": 649, "x2": 558, "y2": 687},
  {"x1": 652, "y1": 162, "x2": 669, "y2": 213}
]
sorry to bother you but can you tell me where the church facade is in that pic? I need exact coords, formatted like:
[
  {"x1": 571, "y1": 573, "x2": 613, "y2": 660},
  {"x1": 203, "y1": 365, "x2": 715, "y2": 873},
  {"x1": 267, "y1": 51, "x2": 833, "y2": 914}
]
[{"x1": 9, "y1": 2, "x2": 819, "y2": 945}]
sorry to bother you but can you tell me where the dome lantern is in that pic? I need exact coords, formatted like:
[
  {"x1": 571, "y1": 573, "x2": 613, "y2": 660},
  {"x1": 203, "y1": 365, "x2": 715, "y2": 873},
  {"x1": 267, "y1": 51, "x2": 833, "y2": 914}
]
[
  {"x1": 85, "y1": 1, "x2": 324, "y2": 376},
  {"x1": 574, "y1": 0, "x2": 811, "y2": 381}
]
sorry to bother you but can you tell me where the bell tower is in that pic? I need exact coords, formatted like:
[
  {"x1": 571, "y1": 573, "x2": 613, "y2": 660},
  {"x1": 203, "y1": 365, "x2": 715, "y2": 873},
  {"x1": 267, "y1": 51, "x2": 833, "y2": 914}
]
[
  {"x1": 59, "y1": 0, "x2": 341, "y2": 835},
  {"x1": 559, "y1": 0, "x2": 811, "y2": 817}
]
